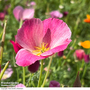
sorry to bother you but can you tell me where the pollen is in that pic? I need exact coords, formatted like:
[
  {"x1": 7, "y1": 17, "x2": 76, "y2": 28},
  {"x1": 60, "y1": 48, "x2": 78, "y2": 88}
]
[{"x1": 32, "y1": 43, "x2": 50, "y2": 56}]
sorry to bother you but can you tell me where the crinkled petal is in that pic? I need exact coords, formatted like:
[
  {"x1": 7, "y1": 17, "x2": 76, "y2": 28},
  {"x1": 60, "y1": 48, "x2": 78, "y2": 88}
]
[
  {"x1": 41, "y1": 39, "x2": 71, "y2": 56},
  {"x1": 13, "y1": 6, "x2": 24, "y2": 21},
  {"x1": 43, "y1": 18, "x2": 71, "y2": 49},
  {"x1": 22, "y1": 9, "x2": 34, "y2": 20},
  {"x1": 16, "y1": 18, "x2": 43, "y2": 51},
  {"x1": 15, "y1": 49, "x2": 46, "y2": 67}
]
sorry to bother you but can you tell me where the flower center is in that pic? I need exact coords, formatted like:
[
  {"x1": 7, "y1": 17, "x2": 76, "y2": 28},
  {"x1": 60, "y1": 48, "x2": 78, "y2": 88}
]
[{"x1": 32, "y1": 42, "x2": 50, "y2": 56}]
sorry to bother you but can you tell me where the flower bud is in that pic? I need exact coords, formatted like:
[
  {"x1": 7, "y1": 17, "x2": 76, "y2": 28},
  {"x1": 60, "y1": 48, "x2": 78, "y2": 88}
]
[
  {"x1": 49, "y1": 80, "x2": 60, "y2": 87},
  {"x1": 28, "y1": 61, "x2": 40, "y2": 73},
  {"x1": 74, "y1": 49, "x2": 85, "y2": 60},
  {"x1": 84, "y1": 54, "x2": 90, "y2": 63}
]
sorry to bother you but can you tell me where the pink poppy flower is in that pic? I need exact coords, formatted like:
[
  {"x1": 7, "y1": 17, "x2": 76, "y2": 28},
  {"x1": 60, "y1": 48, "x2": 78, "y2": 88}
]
[
  {"x1": 15, "y1": 83, "x2": 26, "y2": 87},
  {"x1": 50, "y1": 10, "x2": 63, "y2": 18},
  {"x1": 74, "y1": 49, "x2": 85, "y2": 60},
  {"x1": 49, "y1": 80, "x2": 60, "y2": 87},
  {"x1": 0, "y1": 12, "x2": 5, "y2": 21},
  {"x1": 13, "y1": 6, "x2": 34, "y2": 21},
  {"x1": 15, "y1": 18, "x2": 71, "y2": 67}
]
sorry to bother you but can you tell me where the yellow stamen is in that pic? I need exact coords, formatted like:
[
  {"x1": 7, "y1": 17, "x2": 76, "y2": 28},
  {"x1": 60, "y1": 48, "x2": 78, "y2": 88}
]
[{"x1": 32, "y1": 42, "x2": 50, "y2": 56}]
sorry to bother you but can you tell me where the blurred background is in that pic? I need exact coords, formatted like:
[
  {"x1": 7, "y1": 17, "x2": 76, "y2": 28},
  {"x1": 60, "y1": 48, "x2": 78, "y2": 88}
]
[{"x1": 0, "y1": 0, "x2": 90, "y2": 87}]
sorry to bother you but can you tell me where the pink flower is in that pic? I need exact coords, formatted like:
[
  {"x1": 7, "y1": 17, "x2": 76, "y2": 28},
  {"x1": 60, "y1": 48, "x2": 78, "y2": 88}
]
[
  {"x1": 30, "y1": 1, "x2": 36, "y2": 6},
  {"x1": 49, "y1": 81, "x2": 60, "y2": 87},
  {"x1": 0, "y1": 12, "x2": 5, "y2": 21},
  {"x1": 84, "y1": 54, "x2": 90, "y2": 63},
  {"x1": 28, "y1": 61, "x2": 40, "y2": 73},
  {"x1": 13, "y1": 6, "x2": 34, "y2": 21},
  {"x1": 50, "y1": 10, "x2": 63, "y2": 18},
  {"x1": 15, "y1": 83, "x2": 26, "y2": 87},
  {"x1": 15, "y1": 18, "x2": 71, "y2": 67},
  {"x1": 10, "y1": 38, "x2": 39, "y2": 73},
  {"x1": 1, "y1": 67, "x2": 13, "y2": 80},
  {"x1": 74, "y1": 49, "x2": 85, "y2": 60}
]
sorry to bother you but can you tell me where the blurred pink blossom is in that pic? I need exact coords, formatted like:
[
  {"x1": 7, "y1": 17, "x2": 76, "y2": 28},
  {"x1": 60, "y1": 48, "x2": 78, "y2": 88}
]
[
  {"x1": 74, "y1": 49, "x2": 85, "y2": 60},
  {"x1": 13, "y1": 6, "x2": 34, "y2": 21},
  {"x1": 1, "y1": 67, "x2": 13, "y2": 80},
  {"x1": 0, "y1": 12, "x2": 5, "y2": 21},
  {"x1": 44, "y1": 67, "x2": 51, "y2": 72},
  {"x1": 50, "y1": 10, "x2": 63, "y2": 18},
  {"x1": 49, "y1": 80, "x2": 60, "y2": 87},
  {"x1": 15, "y1": 83, "x2": 26, "y2": 87},
  {"x1": 84, "y1": 54, "x2": 90, "y2": 63},
  {"x1": 30, "y1": 1, "x2": 36, "y2": 6}
]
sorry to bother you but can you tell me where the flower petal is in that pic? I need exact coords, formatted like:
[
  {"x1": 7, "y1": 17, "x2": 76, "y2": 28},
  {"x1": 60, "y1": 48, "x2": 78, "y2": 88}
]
[
  {"x1": 41, "y1": 39, "x2": 71, "y2": 56},
  {"x1": 43, "y1": 18, "x2": 71, "y2": 49},
  {"x1": 16, "y1": 18, "x2": 43, "y2": 51},
  {"x1": 50, "y1": 10, "x2": 63, "y2": 18},
  {"x1": 15, "y1": 49, "x2": 46, "y2": 67},
  {"x1": 10, "y1": 40, "x2": 22, "y2": 53},
  {"x1": 22, "y1": 9, "x2": 34, "y2": 20},
  {"x1": 13, "y1": 6, "x2": 24, "y2": 21}
]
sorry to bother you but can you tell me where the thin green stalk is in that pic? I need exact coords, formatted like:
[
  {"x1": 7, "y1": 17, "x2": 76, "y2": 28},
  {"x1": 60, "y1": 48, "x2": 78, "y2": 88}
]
[
  {"x1": 41, "y1": 56, "x2": 53, "y2": 87},
  {"x1": 16, "y1": 68, "x2": 19, "y2": 82},
  {"x1": 26, "y1": 73, "x2": 31, "y2": 87},
  {"x1": 19, "y1": 19, "x2": 23, "y2": 28},
  {"x1": 0, "y1": 20, "x2": 7, "y2": 65},
  {"x1": 23, "y1": 67, "x2": 25, "y2": 85},
  {"x1": 61, "y1": 39, "x2": 76, "y2": 67},
  {"x1": 37, "y1": 60, "x2": 43, "y2": 87},
  {"x1": 79, "y1": 60, "x2": 84, "y2": 74},
  {"x1": 82, "y1": 64, "x2": 87, "y2": 78},
  {"x1": 0, "y1": 61, "x2": 10, "y2": 80}
]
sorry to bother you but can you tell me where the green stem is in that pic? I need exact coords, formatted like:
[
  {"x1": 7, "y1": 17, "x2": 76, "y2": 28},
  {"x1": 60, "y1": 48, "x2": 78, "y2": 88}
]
[
  {"x1": 82, "y1": 64, "x2": 87, "y2": 78},
  {"x1": 37, "y1": 60, "x2": 43, "y2": 87},
  {"x1": 0, "y1": 61, "x2": 10, "y2": 80},
  {"x1": 19, "y1": 19, "x2": 23, "y2": 28},
  {"x1": 0, "y1": 20, "x2": 7, "y2": 65},
  {"x1": 41, "y1": 56, "x2": 53, "y2": 87},
  {"x1": 16, "y1": 68, "x2": 19, "y2": 82},
  {"x1": 79, "y1": 60, "x2": 84, "y2": 74},
  {"x1": 23, "y1": 67, "x2": 25, "y2": 85},
  {"x1": 61, "y1": 39, "x2": 76, "y2": 67}
]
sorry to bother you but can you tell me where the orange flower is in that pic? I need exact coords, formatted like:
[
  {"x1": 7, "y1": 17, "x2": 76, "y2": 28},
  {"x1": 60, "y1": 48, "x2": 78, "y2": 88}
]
[
  {"x1": 79, "y1": 40, "x2": 90, "y2": 49},
  {"x1": 84, "y1": 14, "x2": 90, "y2": 23}
]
